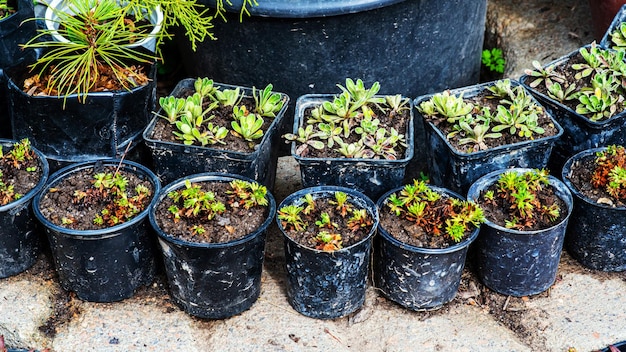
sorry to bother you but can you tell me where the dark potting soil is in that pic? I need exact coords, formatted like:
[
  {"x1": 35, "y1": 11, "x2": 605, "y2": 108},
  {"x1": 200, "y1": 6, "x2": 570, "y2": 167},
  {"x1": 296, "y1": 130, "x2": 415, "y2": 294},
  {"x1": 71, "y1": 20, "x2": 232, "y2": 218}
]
[
  {"x1": 279, "y1": 198, "x2": 374, "y2": 250},
  {"x1": 378, "y1": 192, "x2": 473, "y2": 249},
  {"x1": 565, "y1": 154, "x2": 626, "y2": 207},
  {"x1": 475, "y1": 183, "x2": 568, "y2": 231},
  {"x1": 0, "y1": 151, "x2": 43, "y2": 206},
  {"x1": 295, "y1": 104, "x2": 410, "y2": 159},
  {"x1": 425, "y1": 90, "x2": 560, "y2": 154},
  {"x1": 149, "y1": 93, "x2": 272, "y2": 153},
  {"x1": 38, "y1": 165, "x2": 154, "y2": 230},
  {"x1": 153, "y1": 181, "x2": 269, "y2": 244}
]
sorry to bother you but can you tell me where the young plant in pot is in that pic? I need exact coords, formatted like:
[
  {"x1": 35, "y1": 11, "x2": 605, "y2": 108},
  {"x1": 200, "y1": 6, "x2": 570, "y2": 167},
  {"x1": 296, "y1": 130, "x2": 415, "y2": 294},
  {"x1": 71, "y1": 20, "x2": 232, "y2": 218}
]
[
  {"x1": 0, "y1": 138, "x2": 49, "y2": 278},
  {"x1": 143, "y1": 77, "x2": 289, "y2": 188},
  {"x1": 561, "y1": 144, "x2": 626, "y2": 271},
  {"x1": 283, "y1": 78, "x2": 414, "y2": 200},
  {"x1": 520, "y1": 42, "x2": 626, "y2": 171},
  {"x1": 276, "y1": 186, "x2": 378, "y2": 319},
  {"x1": 467, "y1": 168, "x2": 573, "y2": 297},
  {"x1": 7, "y1": 0, "x2": 250, "y2": 167},
  {"x1": 148, "y1": 172, "x2": 276, "y2": 319},
  {"x1": 600, "y1": 4, "x2": 626, "y2": 49},
  {"x1": 374, "y1": 179, "x2": 485, "y2": 311},
  {"x1": 32, "y1": 157, "x2": 161, "y2": 302},
  {"x1": 415, "y1": 78, "x2": 562, "y2": 194}
]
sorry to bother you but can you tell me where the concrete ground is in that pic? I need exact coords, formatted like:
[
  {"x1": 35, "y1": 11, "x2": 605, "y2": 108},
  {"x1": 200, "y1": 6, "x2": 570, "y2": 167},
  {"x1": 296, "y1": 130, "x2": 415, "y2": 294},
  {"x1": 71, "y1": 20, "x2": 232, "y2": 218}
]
[{"x1": 3, "y1": 0, "x2": 625, "y2": 351}]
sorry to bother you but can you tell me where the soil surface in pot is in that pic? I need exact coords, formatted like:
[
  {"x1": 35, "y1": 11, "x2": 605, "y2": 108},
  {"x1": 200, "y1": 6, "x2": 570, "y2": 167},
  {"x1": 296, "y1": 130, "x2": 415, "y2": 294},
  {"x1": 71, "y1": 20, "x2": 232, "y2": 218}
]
[
  {"x1": 279, "y1": 197, "x2": 374, "y2": 251},
  {"x1": 296, "y1": 104, "x2": 410, "y2": 159},
  {"x1": 475, "y1": 182, "x2": 568, "y2": 231},
  {"x1": 154, "y1": 181, "x2": 269, "y2": 244},
  {"x1": 149, "y1": 92, "x2": 271, "y2": 153},
  {"x1": 426, "y1": 90, "x2": 561, "y2": 154},
  {"x1": 378, "y1": 192, "x2": 474, "y2": 249},
  {"x1": 566, "y1": 154, "x2": 626, "y2": 207},
  {"x1": 0, "y1": 147, "x2": 43, "y2": 206},
  {"x1": 38, "y1": 165, "x2": 154, "y2": 230}
]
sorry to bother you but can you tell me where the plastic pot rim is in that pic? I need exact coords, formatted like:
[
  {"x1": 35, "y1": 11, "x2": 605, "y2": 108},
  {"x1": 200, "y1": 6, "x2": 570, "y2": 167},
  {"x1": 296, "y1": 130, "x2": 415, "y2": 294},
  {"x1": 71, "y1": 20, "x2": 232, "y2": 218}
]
[
  {"x1": 32, "y1": 159, "x2": 161, "y2": 238},
  {"x1": 561, "y1": 146, "x2": 626, "y2": 210},
  {"x1": 0, "y1": 138, "x2": 49, "y2": 212},
  {"x1": 467, "y1": 167, "x2": 573, "y2": 235},
  {"x1": 519, "y1": 44, "x2": 626, "y2": 127},
  {"x1": 290, "y1": 94, "x2": 414, "y2": 164},
  {"x1": 277, "y1": 185, "x2": 379, "y2": 253},
  {"x1": 376, "y1": 184, "x2": 480, "y2": 254},
  {"x1": 413, "y1": 80, "x2": 564, "y2": 159},
  {"x1": 149, "y1": 172, "x2": 277, "y2": 249}
]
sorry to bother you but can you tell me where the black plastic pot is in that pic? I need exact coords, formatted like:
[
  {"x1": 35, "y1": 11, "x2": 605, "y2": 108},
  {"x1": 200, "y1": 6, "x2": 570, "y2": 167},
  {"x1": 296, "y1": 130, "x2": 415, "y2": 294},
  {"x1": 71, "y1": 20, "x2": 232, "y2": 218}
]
[
  {"x1": 374, "y1": 185, "x2": 479, "y2": 311},
  {"x1": 414, "y1": 80, "x2": 563, "y2": 195},
  {"x1": 143, "y1": 79, "x2": 289, "y2": 188},
  {"x1": 561, "y1": 147, "x2": 626, "y2": 271},
  {"x1": 291, "y1": 94, "x2": 414, "y2": 200},
  {"x1": 32, "y1": 159, "x2": 160, "y2": 302},
  {"x1": 150, "y1": 173, "x2": 275, "y2": 319},
  {"x1": 519, "y1": 46, "x2": 626, "y2": 172},
  {"x1": 0, "y1": 139, "x2": 48, "y2": 278},
  {"x1": 6, "y1": 63, "x2": 157, "y2": 166},
  {"x1": 277, "y1": 186, "x2": 379, "y2": 319},
  {"x1": 599, "y1": 340, "x2": 626, "y2": 352},
  {"x1": 467, "y1": 168, "x2": 573, "y2": 297},
  {"x1": 600, "y1": 4, "x2": 626, "y2": 48}
]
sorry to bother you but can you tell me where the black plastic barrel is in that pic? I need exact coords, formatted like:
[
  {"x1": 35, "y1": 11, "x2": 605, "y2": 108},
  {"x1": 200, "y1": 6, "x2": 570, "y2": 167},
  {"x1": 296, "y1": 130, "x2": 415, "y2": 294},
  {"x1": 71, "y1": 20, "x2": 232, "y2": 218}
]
[
  {"x1": 0, "y1": 139, "x2": 48, "y2": 278},
  {"x1": 277, "y1": 186, "x2": 379, "y2": 319},
  {"x1": 374, "y1": 185, "x2": 479, "y2": 311},
  {"x1": 149, "y1": 173, "x2": 276, "y2": 319},
  {"x1": 32, "y1": 160, "x2": 161, "y2": 302},
  {"x1": 562, "y1": 147, "x2": 626, "y2": 272},
  {"x1": 467, "y1": 168, "x2": 573, "y2": 297}
]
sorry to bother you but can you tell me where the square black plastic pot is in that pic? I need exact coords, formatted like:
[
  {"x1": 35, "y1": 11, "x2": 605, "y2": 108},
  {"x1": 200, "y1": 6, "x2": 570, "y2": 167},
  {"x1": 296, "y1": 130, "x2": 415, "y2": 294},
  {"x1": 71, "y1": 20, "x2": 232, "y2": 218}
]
[
  {"x1": 6, "y1": 63, "x2": 157, "y2": 165},
  {"x1": 290, "y1": 94, "x2": 414, "y2": 201},
  {"x1": 143, "y1": 79, "x2": 289, "y2": 189},
  {"x1": 414, "y1": 80, "x2": 563, "y2": 195},
  {"x1": 519, "y1": 46, "x2": 626, "y2": 172}
]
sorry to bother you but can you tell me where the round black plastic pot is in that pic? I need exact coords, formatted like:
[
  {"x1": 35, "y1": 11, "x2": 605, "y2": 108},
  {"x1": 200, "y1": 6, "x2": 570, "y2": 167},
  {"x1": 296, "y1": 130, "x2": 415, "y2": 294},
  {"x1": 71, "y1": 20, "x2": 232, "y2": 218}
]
[
  {"x1": 143, "y1": 79, "x2": 289, "y2": 189},
  {"x1": 467, "y1": 168, "x2": 573, "y2": 297},
  {"x1": 519, "y1": 46, "x2": 626, "y2": 172},
  {"x1": 0, "y1": 0, "x2": 37, "y2": 69},
  {"x1": 291, "y1": 94, "x2": 414, "y2": 201},
  {"x1": 277, "y1": 186, "x2": 379, "y2": 319},
  {"x1": 374, "y1": 185, "x2": 479, "y2": 310},
  {"x1": 32, "y1": 160, "x2": 160, "y2": 302},
  {"x1": 0, "y1": 139, "x2": 49, "y2": 278},
  {"x1": 6, "y1": 63, "x2": 157, "y2": 164},
  {"x1": 414, "y1": 80, "x2": 563, "y2": 195},
  {"x1": 149, "y1": 172, "x2": 276, "y2": 319},
  {"x1": 599, "y1": 340, "x2": 626, "y2": 352},
  {"x1": 561, "y1": 147, "x2": 626, "y2": 271}
]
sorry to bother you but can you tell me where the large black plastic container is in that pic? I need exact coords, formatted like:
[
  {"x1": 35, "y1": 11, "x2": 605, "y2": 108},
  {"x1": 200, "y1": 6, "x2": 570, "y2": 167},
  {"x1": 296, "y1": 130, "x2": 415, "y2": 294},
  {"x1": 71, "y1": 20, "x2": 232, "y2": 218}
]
[
  {"x1": 414, "y1": 80, "x2": 563, "y2": 195},
  {"x1": 149, "y1": 173, "x2": 276, "y2": 319},
  {"x1": 290, "y1": 94, "x2": 414, "y2": 200},
  {"x1": 561, "y1": 147, "x2": 626, "y2": 271},
  {"x1": 467, "y1": 168, "x2": 573, "y2": 297},
  {"x1": 374, "y1": 185, "x2": 479, "y2": 311},
  {"x1": 519, "y1": 45, "x2": 626, "y2": 172},
  {"x1": 277, "y1": 186, "x2": 378, "y2": 319},
  {"x1": 32, "y1": 160, "x2": 161, "y2": 302},
  {"x1": 0, "y1": 139, "x2": 48, "y2": 278},
  {"x1": 6, "y1": 63, "x2": 157, "y2": 166},
  {"x1": 143, "y1": 79, "x2": 289, "y2": 188}
]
